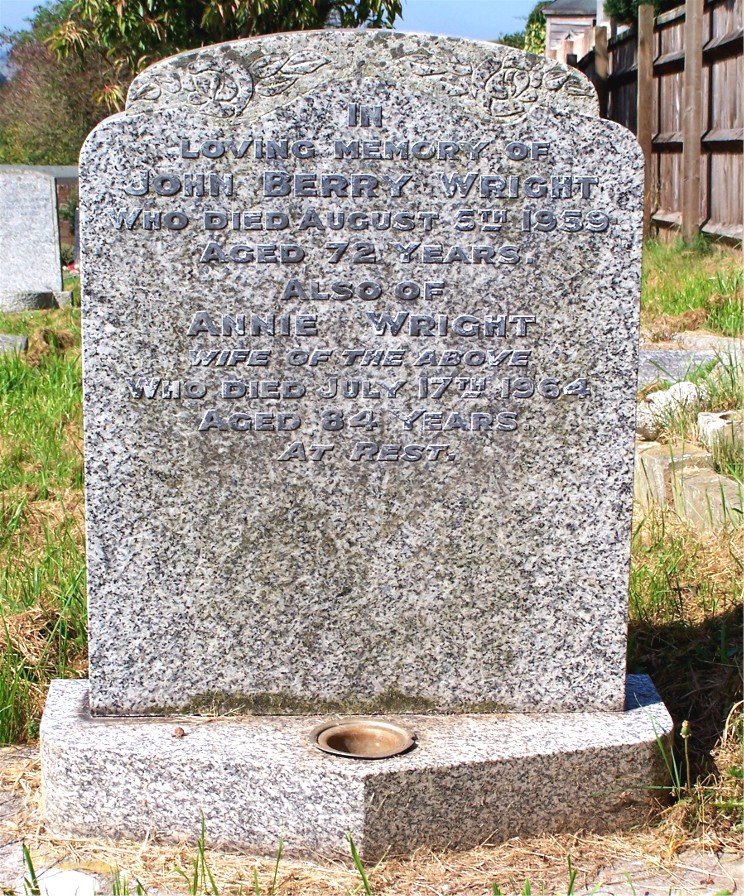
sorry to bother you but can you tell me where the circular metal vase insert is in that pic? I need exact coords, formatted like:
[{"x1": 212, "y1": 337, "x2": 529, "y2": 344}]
[{"x1": 312, "y1": 719, "x2": 416, "y2": 760}]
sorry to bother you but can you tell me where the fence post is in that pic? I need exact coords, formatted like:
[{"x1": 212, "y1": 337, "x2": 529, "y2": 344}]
[
  {"x1": 594, "y1": 26, "x2": 609, "y2": 118},
  {"x1": 682, "y1": 0, "x2": 704, "y2": 243},
  {"x1": 637, "y1": 5, "x2": 655, "y2": 238}
]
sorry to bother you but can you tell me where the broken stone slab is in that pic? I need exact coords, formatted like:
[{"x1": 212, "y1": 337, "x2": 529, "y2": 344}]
[
  {"x1": 670, "y1": 333, "x2": 743, "y2": 355},
  {"x1": 638, "y1": 349, "x2": 719, "y2": 386},
  {"x1": 634, "y1": 440, "x2": 713, "y2": 509},
  {"x1": 676, "y1": 470, "x2": 744, "y2": 531},
  {"x1": 0, "y1": 334, "x2": 28, "y2": 354},
  {"x1": 697, "y1": 410, "x2": 743, "y2": 452},
  {"x1": 42, "y1": 677, "x2": 671, "y2": 861}
]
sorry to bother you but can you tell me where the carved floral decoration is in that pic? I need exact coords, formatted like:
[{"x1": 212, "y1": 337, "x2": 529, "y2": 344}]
[
  {"x1": 127, "y1": 43, "x2": 593, "y2": 119},
  {"x1": 399, "y1": 50, "x2": 594, "y2": 117},
  {"x1": 128, "y1": 50, "x2": 330, "y2": 117}
]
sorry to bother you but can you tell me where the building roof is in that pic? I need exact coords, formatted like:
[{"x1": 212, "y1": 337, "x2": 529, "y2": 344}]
[{"x1": 542, "y1": 0, "x2": 597, "y2": 16}]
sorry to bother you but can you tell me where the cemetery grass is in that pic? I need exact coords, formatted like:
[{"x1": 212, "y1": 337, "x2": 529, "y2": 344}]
[
  {"x1": 0, "y1": 306, "x2": 85, "y2": 742},
  {"x1": 0, "y1": 303, "x2": 741, "y2": 893},
  {"x1": 638, "y1": 240, "x2": 742, "y2": 481},
  {"x1": 641, "y1": 238, "x2": 743, "y2": 341}
]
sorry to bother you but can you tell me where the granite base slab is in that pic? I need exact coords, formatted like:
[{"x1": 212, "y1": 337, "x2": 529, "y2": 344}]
[{"x1": 41, "y1": 677, "x2": 672, "y2": 861}]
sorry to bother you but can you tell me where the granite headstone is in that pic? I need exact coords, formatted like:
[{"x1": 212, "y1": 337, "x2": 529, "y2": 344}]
[
  {"x1": 0, "y1": 169, "x2": 70, "y2": 310},
  {"x1": 78, "y1": 31, "x2": 642, "y2": 716},
  {"x1": 42, "y1": 32, "x2": 671, "y2": 858}
]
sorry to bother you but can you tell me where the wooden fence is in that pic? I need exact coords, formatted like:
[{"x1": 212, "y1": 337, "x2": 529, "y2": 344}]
[{"x1": 579, "y1": 0, "x2": 743, "y2": 243}]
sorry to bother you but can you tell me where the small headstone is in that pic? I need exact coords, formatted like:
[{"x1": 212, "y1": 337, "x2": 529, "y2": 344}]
[
  {"x1": 0, "y1": 169, "x2": 71, "y2": 310},
  {"x1": 42, "y1": 31, "x2": 672, "y2": 858}
]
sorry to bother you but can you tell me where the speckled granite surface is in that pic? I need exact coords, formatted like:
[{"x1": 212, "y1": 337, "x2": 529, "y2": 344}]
[
  {"x1": 41, "y1": 676, "x2": 672, "y2": 860},
  {"x1": 78, "y1": 32, "x2": 643, "y2": 716},
  {"x1": 0, "y1": 170, "x2": 66, "y2": 310}
]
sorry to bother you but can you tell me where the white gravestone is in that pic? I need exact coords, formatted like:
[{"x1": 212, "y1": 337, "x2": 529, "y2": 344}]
[{"x1": 0, "y1": 169, "x2": 70, "y2": 310}]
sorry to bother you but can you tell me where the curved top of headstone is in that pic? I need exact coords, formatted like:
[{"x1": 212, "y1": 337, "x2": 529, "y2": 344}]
[{"x1": 125, "y1": 30, "x2": 598, "y2": 122}]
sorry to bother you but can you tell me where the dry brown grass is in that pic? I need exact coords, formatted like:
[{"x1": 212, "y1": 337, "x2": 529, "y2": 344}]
[
  {"x1": 0, "y1": 749, "x2": 716, "y2": 896},
  {"x1": 642, "y1": 309, "x2": 711, "y2": 344},
  {"x1": 25, "y1": 328, "x2": 79, "y2": 369},
  {"x1": 0, "y1": 739, "x2": 739, "y2": 896},
  {"x1": 0, "y1": 486, "x2": 85, "y2": 567},
  {"x1": 24, "y1": 490, "x2": 85, "y2": 541}
]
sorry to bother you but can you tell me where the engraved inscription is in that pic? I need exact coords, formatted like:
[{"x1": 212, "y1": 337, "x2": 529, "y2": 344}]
[{"x1": 110, "y1": 89, "x2": 608, "y2": 462}]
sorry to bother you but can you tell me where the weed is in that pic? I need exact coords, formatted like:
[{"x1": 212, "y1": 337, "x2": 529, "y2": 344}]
[
  {"x1": 22, "y1": 843, "x2": 40, "y2": 896},
  {"x1": 113, "y1": 869, "x2": 146, "y2": 896},
  {"x1": 566, "y1": 855, "x2": 577, "y2": 895},
  {"x1": 175, "y1": 816, "x2": 219, "y2": 896},
  {"x1": 650, "y1": 713, "x2": 686, "y2": 799},
  {"x1": 711, "y1": 430, "x2": 744, "y2": 484},
  {"x1": 251, "y1": 838, "x2": 283, "y2": 896},
  {"x1": 701, "y1": 353, "x2": 744, "y2": 413},
  {"x1": 622, "y1": 871, "x2": 638, "y2": 896},
  {"x1": 347, "y1": 834, "x2": 373, "y2": 896}
]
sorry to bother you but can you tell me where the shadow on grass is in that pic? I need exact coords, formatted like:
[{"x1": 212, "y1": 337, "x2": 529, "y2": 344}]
[{"x1": 629, "y1": 603, "x2": 743, "y2": 775}]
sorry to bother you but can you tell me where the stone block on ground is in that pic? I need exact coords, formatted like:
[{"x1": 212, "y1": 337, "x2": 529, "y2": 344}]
[
  {"x1": 676, "y1": 470, "x2": 744, "y2": 531},
  {"x1": 671, "y1": 332, "x2": 743, "y2": 355},
  {"x1": 638, "y1": 349, "x2": 719, "y2": 386},
  {"x1": 0, "y1": 335, "x2": 28, "y2": 354},
  {"x1": 634, "y1": 440, "x2": 713, "y2": 509},
  {"x1": 697, "y1": 410, "x2": 743, "y2": 452}
]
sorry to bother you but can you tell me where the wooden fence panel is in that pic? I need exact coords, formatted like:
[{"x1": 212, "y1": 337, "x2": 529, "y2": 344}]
[
  {"x1": 703, "y1": 0, "x2": 743, "y2": 238},
  {"x1": 577, "y1": 0, "x2": 743, "y2": 242}
]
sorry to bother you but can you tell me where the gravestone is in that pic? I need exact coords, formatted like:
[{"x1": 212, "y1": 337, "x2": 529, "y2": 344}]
[
  {"x1": 41, "y1": 31, "x2": 671, "y2": 859},
  {"x1": 0, "y1": 169, "x2": 71, "y2": 310}
]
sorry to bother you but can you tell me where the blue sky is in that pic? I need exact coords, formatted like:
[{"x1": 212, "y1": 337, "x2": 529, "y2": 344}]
[{"x1": 0, "y1": 0, "x2": 536, "y2": 40}]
